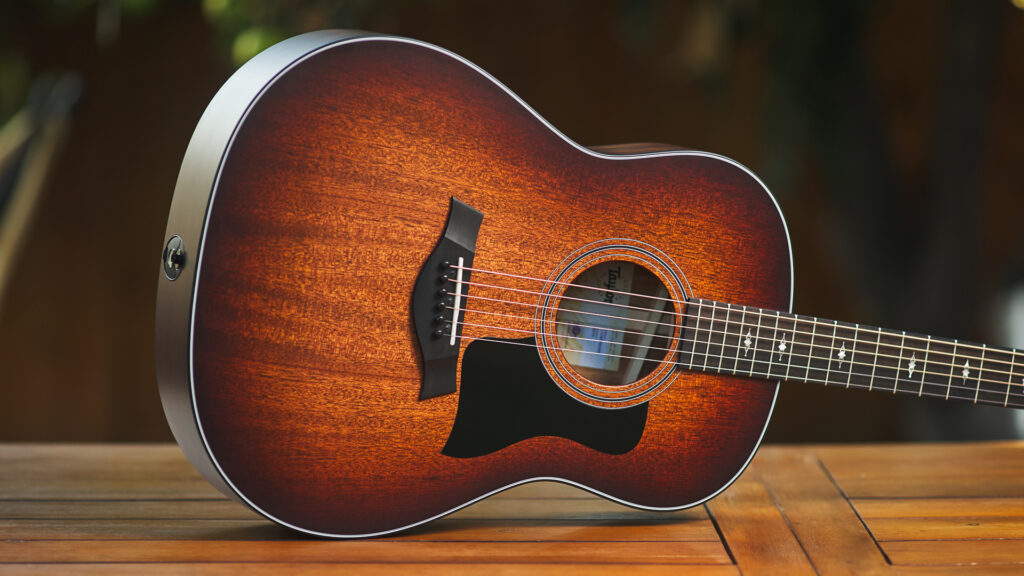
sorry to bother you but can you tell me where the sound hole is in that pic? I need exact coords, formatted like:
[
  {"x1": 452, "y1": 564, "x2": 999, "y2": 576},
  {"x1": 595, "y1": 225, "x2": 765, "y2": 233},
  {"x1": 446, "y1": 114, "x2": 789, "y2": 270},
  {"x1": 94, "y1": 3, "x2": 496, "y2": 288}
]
[{"x1": 554, "y1": 260, "x2": 676, "y2": 387}]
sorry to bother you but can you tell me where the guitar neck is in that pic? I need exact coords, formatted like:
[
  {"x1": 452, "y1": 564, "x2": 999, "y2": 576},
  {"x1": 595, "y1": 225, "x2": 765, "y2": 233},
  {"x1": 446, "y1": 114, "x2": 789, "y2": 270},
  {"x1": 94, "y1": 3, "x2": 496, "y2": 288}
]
[{"x1": 681, "y1": 299, "x2": 1024, "y2": 409}]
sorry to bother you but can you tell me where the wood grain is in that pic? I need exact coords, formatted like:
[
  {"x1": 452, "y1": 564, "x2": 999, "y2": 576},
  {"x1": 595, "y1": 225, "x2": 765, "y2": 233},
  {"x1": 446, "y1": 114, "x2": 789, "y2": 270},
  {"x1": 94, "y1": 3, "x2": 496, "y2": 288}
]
[
  {"x1": 705, "y1": 465, "x2": 816, "y2": 575},
  {"x1": 179, "y1": 36, "x2": 791, "y2": 535},
  {"x1": 4, "y1": 443, "x2": 1024, "y2": 573},
  {"x1": 0, "y1": 565, "x2": 740, "y2": 576},
  {"x1": 882, "y1": 540, "x2": 1024, "y2": 565},
  {"x1": 817, "y1": 442, "x2": 1024, "y2": 498},
  {"x1": 752, "y1": 446, "x2": 893, "y2": 575},
  {"x1": 854, "y1": 497, "x2": 1024, "y2": 519},
  {"x1": 0, "y1": 540, "x2": 732, "y2": 564}
]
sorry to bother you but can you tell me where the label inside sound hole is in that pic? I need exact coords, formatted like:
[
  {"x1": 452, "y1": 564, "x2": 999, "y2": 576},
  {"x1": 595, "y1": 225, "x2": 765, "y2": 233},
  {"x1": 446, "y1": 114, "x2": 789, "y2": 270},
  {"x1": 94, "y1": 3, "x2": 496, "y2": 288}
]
[
  {"x1": 556, "y1": 262, "x2": 635, "y2": 372},
  {"x1": 554, "y1": 260, "x2": 675, "y2": 387}
]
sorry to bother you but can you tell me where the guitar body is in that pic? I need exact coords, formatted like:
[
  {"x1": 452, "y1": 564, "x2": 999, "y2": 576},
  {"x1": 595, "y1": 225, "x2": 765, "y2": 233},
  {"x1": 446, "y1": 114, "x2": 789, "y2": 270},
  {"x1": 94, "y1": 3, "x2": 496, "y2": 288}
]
[{"x1": 156, "y1": 31, "x2": 792, "y2": 537}]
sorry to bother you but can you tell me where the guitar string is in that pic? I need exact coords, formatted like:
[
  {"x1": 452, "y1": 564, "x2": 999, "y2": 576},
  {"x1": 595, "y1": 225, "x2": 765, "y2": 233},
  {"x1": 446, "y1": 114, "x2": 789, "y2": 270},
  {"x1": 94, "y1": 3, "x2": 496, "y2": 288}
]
[
  {"x1": 449, "y1": 274, "x2": 1022, "y2": 376},
  {"x1": 452, "y1": 316, "x2": 1024, "y2": 400},
  {"x1": 458, "y1": 304, "x2": 681, "y2": 343},
  {"x1": 441, "y1": 332, "x2": 1024, "y2": 409},
  {"x1": 452, "y1": 290, "x2": 1022, "y2": 380},
  {"x1": 450, "y1": 264, "x2": 1011, "y2": 359},
  {"x1": 454, "y1": 269, "x2": 1014, "y2": 365}
]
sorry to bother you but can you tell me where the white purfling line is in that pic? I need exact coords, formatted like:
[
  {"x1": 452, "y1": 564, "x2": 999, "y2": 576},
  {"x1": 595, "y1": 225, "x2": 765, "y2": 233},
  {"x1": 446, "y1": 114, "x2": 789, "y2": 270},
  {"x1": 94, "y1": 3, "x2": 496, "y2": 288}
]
[{"x1": 449, "y1": 256, "x2": 465, "y2": 346}]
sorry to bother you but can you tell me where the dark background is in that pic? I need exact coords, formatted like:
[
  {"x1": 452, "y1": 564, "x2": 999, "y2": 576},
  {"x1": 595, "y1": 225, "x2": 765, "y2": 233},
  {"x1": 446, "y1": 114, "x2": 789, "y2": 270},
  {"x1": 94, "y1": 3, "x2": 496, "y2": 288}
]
[{"x1": 2, "y1": 0, "x2": 1022, "y2": 442}]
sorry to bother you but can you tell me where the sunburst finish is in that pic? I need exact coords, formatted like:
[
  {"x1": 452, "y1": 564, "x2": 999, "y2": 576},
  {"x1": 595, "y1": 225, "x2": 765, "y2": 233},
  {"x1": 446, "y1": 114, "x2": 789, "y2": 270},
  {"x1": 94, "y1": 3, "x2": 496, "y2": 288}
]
[{"x1": 157, "y1": 31, "x2": 791, "y2": 537}]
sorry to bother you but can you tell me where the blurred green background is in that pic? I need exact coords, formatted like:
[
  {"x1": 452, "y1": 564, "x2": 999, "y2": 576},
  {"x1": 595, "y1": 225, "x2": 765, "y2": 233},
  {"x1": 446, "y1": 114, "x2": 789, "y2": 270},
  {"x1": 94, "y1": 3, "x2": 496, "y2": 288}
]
[{"x1": 1, "y1": 0, "x2": 1022, "y2": 442}]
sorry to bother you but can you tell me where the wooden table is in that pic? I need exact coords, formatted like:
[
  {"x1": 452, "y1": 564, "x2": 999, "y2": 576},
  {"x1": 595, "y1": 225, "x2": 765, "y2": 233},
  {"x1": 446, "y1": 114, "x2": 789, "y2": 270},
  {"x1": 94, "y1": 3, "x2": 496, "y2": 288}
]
[{"x1": 1, "y1": 442, "x2": 1022, "y2": 574}]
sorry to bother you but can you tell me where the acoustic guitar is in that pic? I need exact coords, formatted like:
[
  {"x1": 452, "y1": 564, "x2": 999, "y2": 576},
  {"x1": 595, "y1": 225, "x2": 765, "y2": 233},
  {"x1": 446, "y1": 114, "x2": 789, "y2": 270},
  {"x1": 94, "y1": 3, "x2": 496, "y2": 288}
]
[{"x1": 156, "y1": 30, "x2": 1022, "y2": 538}]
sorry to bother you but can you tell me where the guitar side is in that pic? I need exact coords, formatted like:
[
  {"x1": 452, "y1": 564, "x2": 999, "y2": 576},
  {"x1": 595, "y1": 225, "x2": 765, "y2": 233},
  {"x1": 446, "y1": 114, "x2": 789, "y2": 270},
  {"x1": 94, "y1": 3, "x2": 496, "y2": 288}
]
[{"x1": 156, "y1": 31, "x2": 793, "y2": 537}]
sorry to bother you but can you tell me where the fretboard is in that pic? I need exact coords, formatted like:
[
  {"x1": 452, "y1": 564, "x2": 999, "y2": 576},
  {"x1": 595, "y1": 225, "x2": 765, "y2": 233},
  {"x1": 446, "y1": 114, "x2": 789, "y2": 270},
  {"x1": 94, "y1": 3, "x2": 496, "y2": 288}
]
[{"x1": 680, "y1": 298, "x2": 1024, "y2": 409}]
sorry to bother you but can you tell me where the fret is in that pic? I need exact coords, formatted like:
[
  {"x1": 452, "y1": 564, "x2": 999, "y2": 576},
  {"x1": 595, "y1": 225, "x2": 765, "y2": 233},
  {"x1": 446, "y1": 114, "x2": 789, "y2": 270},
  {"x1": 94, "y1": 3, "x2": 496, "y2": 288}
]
[
  {"x1": 917, "y1": 335, "x2": 931, "y2": 397},
  {"x1": 977, "y1": 346, "x2": 1014, "y2": 406},
  {"x1": 1007, "y1": 347, "x2": 1024, "y2": 409},
  {"x1": 894, "y1": 331, "x2": 907, "y2": 394},
  {"x1": 726, "y1": 303, "x2": 745, "y2": 375},
  {"x1": 716, "y1": 303, "x2": 732, "y2": 373},
  {"x1": 875, "y1": 328, "x2": 903, "y2": 394},
  {"x1": 844, "y1": 324, "x2": 858, "y2": 388},
  {"x1": 824, "y1": 320, "x2": 838, "y2": 385},
  {"x1": 806, "y1": 317, "x2": 818, "y2": 382},
  {"x1": 766, "y1": 312, "x2": 796, "y2": 381},
  {"x1": 732, "y1": 305, "x2": 749, "y2": 376},
  {"x1": 848, "y1": 324, "x2": 879, "y2": 391},
  {"x1": 701, "y1": 301, "x2": 718, "y2": 372},
  {"x1": 1015, "y1": 351, "x2": 1024, "y2": 408},
  {"x1": 868, "y1": 327, "x2": 882, "y2": 392},
  {"x1": 718, "y1": 303, "x2": 735, "y2": 373},
  {"x1": 726, "y1": 303, "x2": 745, "y2": 374},
  {"x1": 798, "y1": 315, "x2": 816, "y2": 383},
  {"x1": 756, "y1": 308, "x2": 779, "y2": 378},
  {"x1": 809, "y1": 318, "x2": 836, "y2": 385},
  {"x1": 1007, "y1": 349, "x2": 1018, "y2": 408},
  {"x1": 740, "y1": 305, "x2": 760, "y2": 376},
  {"x1": 675, "y1": 298, "x2": 1024, "y2": 410},
  {"x1": 974, "y1": 344, "x2": 986, "y2": 404},
  {"x1": 921, "y1": 337, "x2": 955, "y2": 399},
  {"x1": 679, "y1": 299, "x2": 700, "y2": 368},
  {"x1": 780, "y1": 313, "x2": 796, "y2": 380},
  {"x1": 787, "y1": 314, "x2": 807, "y2": 382},
  {"x1": 749, "y1": 309, "x2": 764, "y2": 378},
  {"x1": 830, "y1": 322, "x2": 855, "y2": 388},
  {"x1": 697, "y1": 300, "x2": 716, "y2": 370},
  {"x1": 687, "y1": 300, "x2": 703, "y2": 370},
  {"x1": 946, "y1": 340, "x2": 959, "y2": 401},
  {"x1": 765, "y1": 312, "x2": 780, "y2": 379}
]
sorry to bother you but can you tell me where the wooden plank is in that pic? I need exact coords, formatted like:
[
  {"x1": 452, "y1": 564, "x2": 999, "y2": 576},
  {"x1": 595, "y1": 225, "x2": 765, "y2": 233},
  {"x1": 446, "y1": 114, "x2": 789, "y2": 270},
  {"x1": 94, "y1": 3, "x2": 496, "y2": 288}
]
[
  {"x1": 0, "y1": 517, "x2": 718, "y2": 542},
  {"x1": 754, "y1": 446, "x2": 893, "y2": 575},
  {"x1": 453, "y1": 496, "x2": 710, "y2": 522},
  {"x1": 6, "y1": 443, "x2": 1023, "y2": 572},
  {"x1": 895, "y1": 568, "x2": 1024, "y2": 576},
  {"x1": 0, "y1": 496, "x2": 708, "y2": 523},
  {"x1": 0, "y1": 444, "x2": 219, "y2": 500},
  {"x1": 854, "y1": 498, "x2": 1024, "y2": 519},
  {"x1": 882, "y1": 539, "x2": 1024, "y2": 565},
  {"x1": 0, "y1": 564, "x2": 739, "y2": 576},
  {"x1": 865, "y1": 516, "x2": 1024, "y2": 540},
  {"x1": 705, "y1": 467, "x2": 815, "y2": 575},
  {"x1": 817, "y1": 442, "x2": 1024, "y2": 498},
  {"x1": 0, "y1": 540, "x2": 732, "y2": 565},
  {"x1": 0, "y1": 500, "x2": 253, "y2": 520}
]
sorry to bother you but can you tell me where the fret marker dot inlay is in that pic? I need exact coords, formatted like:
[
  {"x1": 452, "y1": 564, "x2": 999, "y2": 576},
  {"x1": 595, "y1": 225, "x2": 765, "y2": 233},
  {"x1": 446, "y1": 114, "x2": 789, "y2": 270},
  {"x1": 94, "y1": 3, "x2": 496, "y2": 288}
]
[{"x1": 837, "y1": 343, "x2": 847, "y2": 367}]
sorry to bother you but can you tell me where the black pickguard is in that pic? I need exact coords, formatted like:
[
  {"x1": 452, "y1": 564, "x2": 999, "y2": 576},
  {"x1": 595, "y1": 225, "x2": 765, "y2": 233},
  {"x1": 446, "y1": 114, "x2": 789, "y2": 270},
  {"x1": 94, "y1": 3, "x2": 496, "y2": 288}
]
[{"x1": 442, "y1": 337, "x2": 648, "y2": 458}]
